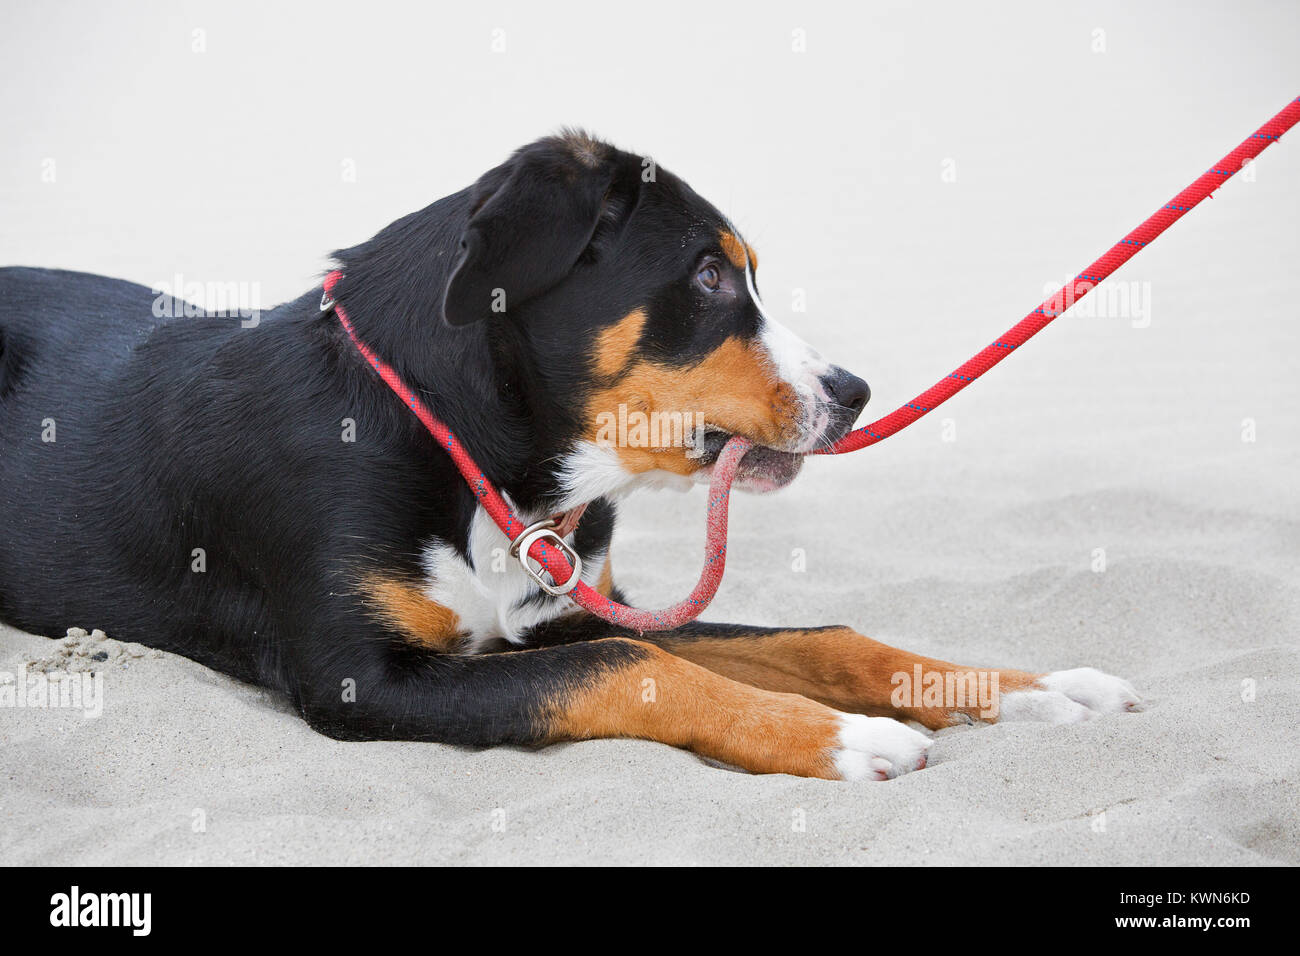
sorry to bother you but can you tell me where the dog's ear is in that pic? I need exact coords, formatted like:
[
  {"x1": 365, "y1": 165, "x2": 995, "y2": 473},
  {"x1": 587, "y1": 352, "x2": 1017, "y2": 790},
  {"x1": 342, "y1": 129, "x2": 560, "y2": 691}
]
[{"x1": 443, "y1": 138, "x2": 617, "y2": 327}]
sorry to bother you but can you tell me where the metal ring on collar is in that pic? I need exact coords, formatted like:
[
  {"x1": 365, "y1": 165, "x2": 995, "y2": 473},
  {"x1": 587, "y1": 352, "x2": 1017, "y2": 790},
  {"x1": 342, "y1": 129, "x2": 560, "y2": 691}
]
[{"x1": 509, "y1": 520, "x2": 583, "y2": 596}]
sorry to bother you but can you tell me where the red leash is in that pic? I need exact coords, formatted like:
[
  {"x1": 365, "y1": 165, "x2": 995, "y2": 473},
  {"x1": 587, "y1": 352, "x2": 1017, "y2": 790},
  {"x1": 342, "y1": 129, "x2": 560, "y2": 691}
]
[
  {"x1": 824, "y1": 97, "x2": 1300, "y2": 455},
  {"x1": 328, "y1": 96, "x2": 1299, "y2": 633}
]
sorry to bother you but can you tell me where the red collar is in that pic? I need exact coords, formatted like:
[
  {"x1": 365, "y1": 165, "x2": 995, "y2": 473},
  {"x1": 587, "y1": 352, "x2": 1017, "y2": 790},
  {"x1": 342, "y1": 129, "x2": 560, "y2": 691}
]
[
  {"x1": 322, "y1": 272, "x2": 586, "y2": 543},
  {"x1": 321, "y1": 268, "x2": 746, "y2": 632}
]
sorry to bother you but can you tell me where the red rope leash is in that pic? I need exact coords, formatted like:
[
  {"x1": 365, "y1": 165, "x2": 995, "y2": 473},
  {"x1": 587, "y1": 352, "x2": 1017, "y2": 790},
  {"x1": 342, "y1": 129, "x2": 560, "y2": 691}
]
[
  {"x1": 823, "y1": 96, "x2": 1300, "y2": 455},
  {"x1": 329, "y1": 96, "x2": 1298, "y2": 633}
]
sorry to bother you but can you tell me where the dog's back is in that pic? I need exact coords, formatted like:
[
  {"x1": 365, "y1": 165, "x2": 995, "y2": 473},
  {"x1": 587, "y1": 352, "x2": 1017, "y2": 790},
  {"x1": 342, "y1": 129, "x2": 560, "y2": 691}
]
[
  {"x1": 0, "y1": 268, "x2": 294, "y2": 683},
  {"x1": 0, "y1": 266, "x2": 160, "y2": 378},
  {"x1": 0, "y1": 269, "x2": 161, "y2": 628}
]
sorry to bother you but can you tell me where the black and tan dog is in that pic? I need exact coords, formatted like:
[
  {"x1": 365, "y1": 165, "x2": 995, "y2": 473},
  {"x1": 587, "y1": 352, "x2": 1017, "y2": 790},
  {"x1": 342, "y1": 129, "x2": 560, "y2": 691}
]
[{"x1": 0, "y1": 132, "x2": 1139, "y2": 780}]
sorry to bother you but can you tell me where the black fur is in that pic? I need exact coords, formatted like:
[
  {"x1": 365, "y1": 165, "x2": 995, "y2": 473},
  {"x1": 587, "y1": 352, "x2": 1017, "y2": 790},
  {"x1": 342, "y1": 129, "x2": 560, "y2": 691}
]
[{"x1": 0, "y1": 132, "x2": 867, "y2": 747}]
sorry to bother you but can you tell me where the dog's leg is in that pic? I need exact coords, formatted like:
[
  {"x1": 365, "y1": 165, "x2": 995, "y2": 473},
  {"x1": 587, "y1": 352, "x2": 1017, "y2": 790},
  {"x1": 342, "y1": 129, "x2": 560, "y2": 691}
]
[
  {"x1": 295, "y1": 636, "x2": 930, "y2": 780},
  {"x1": 637, "y1": 624, "x2": 1141, "y2": 729}
]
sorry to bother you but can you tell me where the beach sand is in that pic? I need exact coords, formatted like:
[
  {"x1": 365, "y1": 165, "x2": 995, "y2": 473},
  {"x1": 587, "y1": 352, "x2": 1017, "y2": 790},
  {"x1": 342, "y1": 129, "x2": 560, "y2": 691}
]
[{"x1": 1, "y1": 1, "x2": 1297, "y2": 865}]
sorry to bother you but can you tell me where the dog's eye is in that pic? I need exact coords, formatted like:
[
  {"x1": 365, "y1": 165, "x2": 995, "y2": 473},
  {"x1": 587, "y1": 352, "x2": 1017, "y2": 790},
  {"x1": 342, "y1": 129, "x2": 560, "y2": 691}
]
[{"x1": 696, "y1": 263, "x2": 722, "y2": 292}]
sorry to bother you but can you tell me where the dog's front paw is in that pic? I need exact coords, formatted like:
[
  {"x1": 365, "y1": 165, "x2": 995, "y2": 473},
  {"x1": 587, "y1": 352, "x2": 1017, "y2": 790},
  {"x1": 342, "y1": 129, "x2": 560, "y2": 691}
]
[
  {"x1": 833, "y1": 714, "x2": 932, "y2": 781},
  {"x1": 1000, "y1": 667, "x2": 1141, "y2": 723}
]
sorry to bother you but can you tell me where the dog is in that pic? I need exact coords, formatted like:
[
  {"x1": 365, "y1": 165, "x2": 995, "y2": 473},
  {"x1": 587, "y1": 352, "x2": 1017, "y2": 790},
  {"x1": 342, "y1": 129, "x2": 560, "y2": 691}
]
[{"x1": 0, "y1": 131, "x2": 1140, "y2": 780}]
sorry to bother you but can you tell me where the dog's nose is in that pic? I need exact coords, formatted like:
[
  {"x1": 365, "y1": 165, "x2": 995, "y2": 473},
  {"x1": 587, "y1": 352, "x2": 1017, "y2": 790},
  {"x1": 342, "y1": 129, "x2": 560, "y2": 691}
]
[{"x1": 822, "y1": 366, "x2": 870, "y2": 421}]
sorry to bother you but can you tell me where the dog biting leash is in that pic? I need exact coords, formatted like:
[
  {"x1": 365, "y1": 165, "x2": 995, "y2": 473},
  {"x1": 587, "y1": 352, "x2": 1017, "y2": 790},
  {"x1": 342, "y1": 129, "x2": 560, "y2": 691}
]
[{"x1": 325, "y1": 95, "x2": 1300, "y2": 633}]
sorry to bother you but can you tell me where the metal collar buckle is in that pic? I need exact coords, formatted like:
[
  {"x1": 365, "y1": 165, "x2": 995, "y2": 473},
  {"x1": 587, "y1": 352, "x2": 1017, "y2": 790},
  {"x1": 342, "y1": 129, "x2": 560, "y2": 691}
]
[{"x1": 509, "y1": 519, "x2": 583, "y2": 596}]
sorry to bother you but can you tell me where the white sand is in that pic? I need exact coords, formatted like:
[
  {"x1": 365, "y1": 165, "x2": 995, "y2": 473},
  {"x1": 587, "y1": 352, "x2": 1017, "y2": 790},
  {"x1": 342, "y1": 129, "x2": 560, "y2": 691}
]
[{"x1": 2, "y1": 1, "x2": 1298, "y2": 865}]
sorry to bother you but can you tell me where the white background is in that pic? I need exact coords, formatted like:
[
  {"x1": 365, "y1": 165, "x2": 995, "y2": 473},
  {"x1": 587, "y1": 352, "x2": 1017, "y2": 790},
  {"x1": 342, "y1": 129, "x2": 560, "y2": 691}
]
[{"x1": 2, "y1": 1, "x2": 1297, "y2": 864}]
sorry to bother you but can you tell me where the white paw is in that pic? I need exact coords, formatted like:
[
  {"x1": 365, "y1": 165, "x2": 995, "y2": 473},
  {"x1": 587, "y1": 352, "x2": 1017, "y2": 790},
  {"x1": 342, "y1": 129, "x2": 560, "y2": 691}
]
[
  {"x1": 833, "y1": 714, "x2": 933, "y2": 781},
  {"x1": 997, "y1": 689, "x2": 1094, "y2": 723},
  {"x1": 1000, "y1": 667, "x2": 1141, "y2": 724}
]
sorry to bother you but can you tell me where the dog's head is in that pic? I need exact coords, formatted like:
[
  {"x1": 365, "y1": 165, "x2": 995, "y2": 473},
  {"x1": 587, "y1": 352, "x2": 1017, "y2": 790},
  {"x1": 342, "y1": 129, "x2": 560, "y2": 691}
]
[{"x1": 342, "y1": 130, "x2": 869, "y2": 506}]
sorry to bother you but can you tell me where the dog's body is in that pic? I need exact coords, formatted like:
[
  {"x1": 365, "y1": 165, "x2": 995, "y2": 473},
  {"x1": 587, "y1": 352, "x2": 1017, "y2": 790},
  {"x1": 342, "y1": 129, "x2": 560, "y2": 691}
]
[{"x1": 0, "y1": 133, "x2": 1138, "y2": 779}]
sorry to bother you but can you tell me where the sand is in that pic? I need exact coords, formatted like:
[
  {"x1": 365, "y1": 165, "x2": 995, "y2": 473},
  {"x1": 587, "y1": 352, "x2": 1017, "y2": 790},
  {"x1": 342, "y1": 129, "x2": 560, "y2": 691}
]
[{"x1": 2, "y1": 1, "x2": 1298, "y2": 865}]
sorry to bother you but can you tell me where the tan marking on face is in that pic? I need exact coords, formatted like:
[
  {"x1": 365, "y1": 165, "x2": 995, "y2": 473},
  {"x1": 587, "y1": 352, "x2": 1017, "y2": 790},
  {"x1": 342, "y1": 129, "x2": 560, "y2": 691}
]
[
  {"x1": 593, "y1": 310, "x2": 646, "y2": 379},
  {"x1": 543, "y1": 638, "x2": 844, "y2": 778},
  {"x1": 745, "y1": 243, "x2": 758, "y2": 270},
  {"x1": 660, "y1": 627, "x2": 1043, "y2": 729},
  {"x1": 358, "y1": 573, "x2": 466, "y2": 653},
  {"x1": 718, "y1": 230, "x2": 749, "y2": 270},
  {"x1": 586, "y1": 336, "x2": 800, "y2": 475}
]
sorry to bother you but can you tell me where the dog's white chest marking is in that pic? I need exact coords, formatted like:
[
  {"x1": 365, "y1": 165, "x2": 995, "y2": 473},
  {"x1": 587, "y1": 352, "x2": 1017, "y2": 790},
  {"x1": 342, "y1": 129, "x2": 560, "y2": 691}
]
[{"x1": 418, "y1": 505, "x2": 606, "y2": 652}]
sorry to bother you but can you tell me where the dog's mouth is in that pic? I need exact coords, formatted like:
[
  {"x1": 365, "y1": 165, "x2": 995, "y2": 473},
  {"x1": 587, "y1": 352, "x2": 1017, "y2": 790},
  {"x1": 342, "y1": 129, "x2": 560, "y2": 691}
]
[{"x1": 689, "y1": 429, "x2": 805, "y2": 493}]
